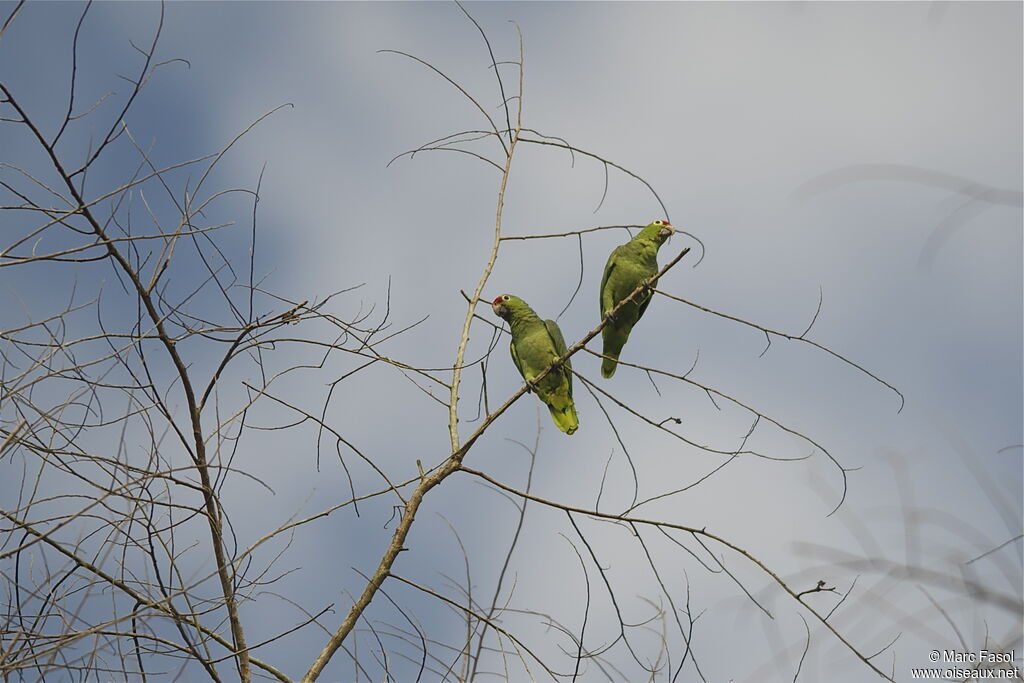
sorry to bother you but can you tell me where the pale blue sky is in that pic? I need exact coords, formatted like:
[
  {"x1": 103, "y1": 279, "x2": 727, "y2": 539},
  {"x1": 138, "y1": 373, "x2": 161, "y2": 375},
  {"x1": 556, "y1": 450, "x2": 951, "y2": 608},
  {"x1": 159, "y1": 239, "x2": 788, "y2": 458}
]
[{"x1": 1, "y1": 2, "x2": 1020, "y2": 681}]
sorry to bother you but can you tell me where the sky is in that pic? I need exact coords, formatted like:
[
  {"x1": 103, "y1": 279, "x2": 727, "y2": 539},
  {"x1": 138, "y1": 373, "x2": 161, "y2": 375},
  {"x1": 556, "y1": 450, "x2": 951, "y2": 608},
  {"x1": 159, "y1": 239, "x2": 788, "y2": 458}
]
[{"x1": 1, "y1": 2, "x2": 1021, "y2": 682}]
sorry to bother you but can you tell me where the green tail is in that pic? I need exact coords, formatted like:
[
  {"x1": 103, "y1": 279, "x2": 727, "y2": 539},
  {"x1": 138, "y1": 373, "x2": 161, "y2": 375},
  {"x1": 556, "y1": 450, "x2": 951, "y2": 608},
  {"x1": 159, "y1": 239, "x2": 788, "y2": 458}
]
[
  {"x1": 548, "y1": 403, "x2": 579, "y2": 435},
  {"x1": 601, "y1": 354, "x2": 620, "y2": 378},
  {"x1": 601, "y1": 327, "x2": 628, "y2": 378}
]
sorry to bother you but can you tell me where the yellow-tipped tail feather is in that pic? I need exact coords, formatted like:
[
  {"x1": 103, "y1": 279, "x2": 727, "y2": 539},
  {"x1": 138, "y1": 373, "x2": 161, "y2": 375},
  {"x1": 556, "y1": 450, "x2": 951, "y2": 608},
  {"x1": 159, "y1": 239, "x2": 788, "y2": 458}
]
[{"x1": 549, "y1": 404, "x2": 579, "y2": 435}]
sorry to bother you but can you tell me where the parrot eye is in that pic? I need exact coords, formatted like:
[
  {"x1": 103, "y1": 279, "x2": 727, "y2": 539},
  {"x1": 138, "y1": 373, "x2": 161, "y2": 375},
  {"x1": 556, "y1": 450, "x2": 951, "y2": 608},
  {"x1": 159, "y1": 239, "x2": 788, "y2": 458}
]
[{"x1": 502, "y1": 295, "x2": 510, "y2": 301}]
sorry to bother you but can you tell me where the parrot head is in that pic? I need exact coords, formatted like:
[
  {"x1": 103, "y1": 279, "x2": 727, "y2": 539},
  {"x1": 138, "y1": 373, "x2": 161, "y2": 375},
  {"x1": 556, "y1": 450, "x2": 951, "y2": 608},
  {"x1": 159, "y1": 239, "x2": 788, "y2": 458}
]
[
  {"x1": 650, "y1": 219, "x2": 676, "y2": 243},
  {"x1": 492, "y1": 294, "x2": 516, "y2": 320}
]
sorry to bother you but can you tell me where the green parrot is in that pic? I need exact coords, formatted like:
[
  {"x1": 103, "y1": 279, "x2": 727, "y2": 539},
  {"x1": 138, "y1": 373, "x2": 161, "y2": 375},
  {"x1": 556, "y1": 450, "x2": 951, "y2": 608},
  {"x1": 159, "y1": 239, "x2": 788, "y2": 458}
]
[
  {"x1": 491, "y1": 294, "x2": 579, "y2": 435},
  {"x1": 599, "y1": 219, "x2": 676, "y2": 378}
]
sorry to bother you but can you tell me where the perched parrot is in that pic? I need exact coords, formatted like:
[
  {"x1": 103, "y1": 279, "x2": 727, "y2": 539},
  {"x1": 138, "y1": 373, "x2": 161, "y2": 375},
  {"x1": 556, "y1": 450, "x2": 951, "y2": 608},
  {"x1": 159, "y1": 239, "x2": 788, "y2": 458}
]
[
  {"x1": 599, "y1": 219, "x2": 676, "y2": 378},
  {"x1": 491, "y1": 294, "x2": 579, "y2": 435}
]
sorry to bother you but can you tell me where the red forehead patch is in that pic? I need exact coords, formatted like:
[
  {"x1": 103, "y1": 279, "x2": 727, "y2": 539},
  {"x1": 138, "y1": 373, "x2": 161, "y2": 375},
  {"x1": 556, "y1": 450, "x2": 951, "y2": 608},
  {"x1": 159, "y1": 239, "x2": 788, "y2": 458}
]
[{"x1": 492, "y1": 295, "x2": 505, "y2": 305}]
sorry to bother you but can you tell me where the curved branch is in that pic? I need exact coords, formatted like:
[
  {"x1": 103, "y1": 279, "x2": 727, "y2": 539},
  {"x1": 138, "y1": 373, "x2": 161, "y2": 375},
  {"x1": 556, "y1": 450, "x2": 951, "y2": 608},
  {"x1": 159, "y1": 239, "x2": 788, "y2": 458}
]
[
  {"x1": 653, "y1": 288, "x2": 905, "y2": 413},
  {"x1": 457, "y1": 466, "x2": 897, "y2": 682}
]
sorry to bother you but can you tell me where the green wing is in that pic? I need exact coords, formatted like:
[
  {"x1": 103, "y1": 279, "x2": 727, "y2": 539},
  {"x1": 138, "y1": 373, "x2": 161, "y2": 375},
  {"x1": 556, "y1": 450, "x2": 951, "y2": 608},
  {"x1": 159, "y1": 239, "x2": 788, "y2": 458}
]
[
  {"x1": 544, "y1": 320, "x2": 571, "y2": 370},
  {"x1": 509, "y1": 340, "x2": 529, "y2": 390},
  {"x1": 544, "y1": 319, "x2": 572, "y2": 397},
  {"x1": 599, "y1": 249, "x2": 619, "y2": 316},
  {"x1": 635, "y1": 274, "x2": 658, "y2": 321}
]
